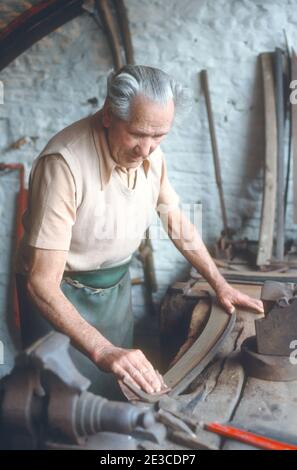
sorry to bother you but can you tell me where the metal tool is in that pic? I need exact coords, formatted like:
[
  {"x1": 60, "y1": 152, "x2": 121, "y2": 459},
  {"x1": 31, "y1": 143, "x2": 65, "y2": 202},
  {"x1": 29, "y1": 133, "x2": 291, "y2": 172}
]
[
  {"x1": 241, "y1": 280, "x2": 297, "y2": 381},
  {"x1": 256, "y1": 281, "x2": 297, "y2": 356},
  {"x1": 0, "y1": 332, "x2": 167, "y2": 450},
  {"x1": 204, "y1": 422, "x2": 297, "y2": 450}
]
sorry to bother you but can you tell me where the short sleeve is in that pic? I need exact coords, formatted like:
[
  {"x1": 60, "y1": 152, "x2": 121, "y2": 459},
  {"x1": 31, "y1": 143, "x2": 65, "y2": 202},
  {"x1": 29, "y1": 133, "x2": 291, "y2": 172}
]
[
  {"x1": 156, "y1": 153, "x2": 180, "y2": 213},
  {"x1": 24, "y1": 154, "x2": 76, "y2": 250}
]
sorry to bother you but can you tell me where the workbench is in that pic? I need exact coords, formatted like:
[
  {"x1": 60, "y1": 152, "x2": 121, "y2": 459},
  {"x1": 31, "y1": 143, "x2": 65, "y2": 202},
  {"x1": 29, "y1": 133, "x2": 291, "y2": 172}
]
[{"x1": 159, "y1": 281, "x2": 297, "y2": 450}]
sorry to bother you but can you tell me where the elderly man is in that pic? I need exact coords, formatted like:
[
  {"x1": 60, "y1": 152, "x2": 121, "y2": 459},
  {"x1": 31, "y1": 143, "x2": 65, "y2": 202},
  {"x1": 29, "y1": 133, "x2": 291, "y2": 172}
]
[{"x1": 15, "y1": 65, "x2": 263, "y2": 400}]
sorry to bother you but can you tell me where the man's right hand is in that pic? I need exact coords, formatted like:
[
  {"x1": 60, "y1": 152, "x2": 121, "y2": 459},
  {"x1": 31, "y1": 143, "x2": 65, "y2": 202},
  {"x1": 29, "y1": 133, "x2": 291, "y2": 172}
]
[{"x1": 95, "y1": 345, "x2": 167, "y2": 394}]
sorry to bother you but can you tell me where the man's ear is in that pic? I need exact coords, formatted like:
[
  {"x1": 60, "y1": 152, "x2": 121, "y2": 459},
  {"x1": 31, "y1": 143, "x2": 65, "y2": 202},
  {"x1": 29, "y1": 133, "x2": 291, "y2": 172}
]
[{"x1": 102, "y1": 100, "x2": 112, "y2": 128}]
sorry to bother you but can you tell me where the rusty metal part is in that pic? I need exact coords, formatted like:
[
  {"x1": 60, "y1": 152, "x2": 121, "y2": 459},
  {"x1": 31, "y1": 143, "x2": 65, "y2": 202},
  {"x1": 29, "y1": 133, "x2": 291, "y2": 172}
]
[
  {"x1": 256, "y1": 300, "x2": 297, "y2": 357},
  {"x1": 164, "y1": 297, "x2": 236, "y2": 396},
  {"x1": 9, "y1": 136, "x2": 30, "y2": 149},
  {"x1": 131, "y1": 277, "x2": 143, "y2": 285},
  {"x1": 240, "y1": 281, "x2": 297, "y2": 380},
  {"x1": 257, "y1": 53, "x2": 278, "y2": 267},
  {"x1": 241, "y1": 336, "x2": 297, "y2": 382},
  {"x1": 96, "y1": 0, "x2": 123, "y2": 70}
]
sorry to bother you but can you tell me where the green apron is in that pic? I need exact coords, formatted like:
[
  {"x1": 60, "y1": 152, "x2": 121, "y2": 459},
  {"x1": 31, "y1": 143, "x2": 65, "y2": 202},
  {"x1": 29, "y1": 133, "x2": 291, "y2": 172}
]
[{"x1": 16, "y1": 262, "x2": 134, "y2": 401}]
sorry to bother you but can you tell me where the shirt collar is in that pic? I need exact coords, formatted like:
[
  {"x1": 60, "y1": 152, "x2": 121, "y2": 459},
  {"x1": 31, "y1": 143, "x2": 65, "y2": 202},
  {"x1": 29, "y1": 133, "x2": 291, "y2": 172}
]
[{"x1": 91, "y1": 109, "x2": 150, "y2": 190}]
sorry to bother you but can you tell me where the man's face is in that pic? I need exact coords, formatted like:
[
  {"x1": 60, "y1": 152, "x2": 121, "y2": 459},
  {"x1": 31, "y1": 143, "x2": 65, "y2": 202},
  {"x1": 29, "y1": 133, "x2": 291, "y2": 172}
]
[{"x1": 102, "y1": 96, "x2": 175, "y2": 168}]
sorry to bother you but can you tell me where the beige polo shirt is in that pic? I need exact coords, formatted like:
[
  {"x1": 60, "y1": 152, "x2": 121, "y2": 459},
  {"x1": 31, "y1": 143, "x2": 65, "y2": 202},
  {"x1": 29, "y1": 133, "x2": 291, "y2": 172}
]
[{"x1": 15, "y1": 110, "x2": 179, "y2": 274}]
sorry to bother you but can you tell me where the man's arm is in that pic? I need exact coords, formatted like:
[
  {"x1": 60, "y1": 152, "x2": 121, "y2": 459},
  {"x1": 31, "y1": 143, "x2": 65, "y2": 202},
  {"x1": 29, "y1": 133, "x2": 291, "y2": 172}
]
[
  {"x1": 159, "y1": 207, "x2": 263, "y2": 314},
  {"x1": 26, "y1": 247, "x2": 166, "y2": 393}
]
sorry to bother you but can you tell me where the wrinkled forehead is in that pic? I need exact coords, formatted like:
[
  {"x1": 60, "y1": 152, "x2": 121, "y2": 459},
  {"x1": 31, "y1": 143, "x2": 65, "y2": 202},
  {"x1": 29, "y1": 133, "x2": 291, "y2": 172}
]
[{"x1": 128, "y1": 95, "x2": 175, "y2": 130}]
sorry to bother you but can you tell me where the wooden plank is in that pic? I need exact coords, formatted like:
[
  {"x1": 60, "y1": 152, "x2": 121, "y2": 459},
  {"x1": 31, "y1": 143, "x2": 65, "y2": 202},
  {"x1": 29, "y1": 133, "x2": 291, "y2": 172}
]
[
  {"x1": 257, "y1": 53, "x2": 277, "y2": 267},
  {"x1": 191, "y1": 266, "x2": 297, "y2": 284},
  {"x1": 275, "y1": 48, "x2": 285, "y2": 261},
  {"x1": 174, "y1": 318, "x2": 248, "y2": 449},
  {"x1": 292, "y1": 50, "x2": 297, "y2": 223},
  {"x1": 164, "y1": 298, "x2": 235, "y2": 395}
]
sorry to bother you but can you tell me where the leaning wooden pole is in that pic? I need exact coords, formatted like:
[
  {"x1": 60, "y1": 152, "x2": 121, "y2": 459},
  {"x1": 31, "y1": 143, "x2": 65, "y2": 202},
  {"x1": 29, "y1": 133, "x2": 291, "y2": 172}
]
[
  {"x1": 96, "y1": 0, "x2": 124, "y2": 71},
  {"x1": 257, "y1": 53, "x2": 278, "y2": 267},
  {"x1": 292, "y1": 50, "x2": 297, "y2": 224},
  {"x1": 274, "y1": 48, "x2": 285, "y2": 261},
  {"x1": 200, "y1": 69, "x2": 229, "y2": 236},
  {"x1": 114, "y1": 0, "x2": 134, "y2": 64}
]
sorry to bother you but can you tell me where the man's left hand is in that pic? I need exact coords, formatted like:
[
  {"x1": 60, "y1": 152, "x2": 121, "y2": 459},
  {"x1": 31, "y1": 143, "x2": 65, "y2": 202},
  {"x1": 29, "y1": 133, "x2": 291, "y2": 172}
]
[{"x1": 216, "y1": 283, "x2": 264, "y2": 315}]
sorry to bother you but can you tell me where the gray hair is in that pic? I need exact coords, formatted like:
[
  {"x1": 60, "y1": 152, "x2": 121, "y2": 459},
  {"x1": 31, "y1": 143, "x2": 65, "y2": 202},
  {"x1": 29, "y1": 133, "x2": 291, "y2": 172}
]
[{"x1": 106, "y1": 65, "x2": 185, "y2": 121}]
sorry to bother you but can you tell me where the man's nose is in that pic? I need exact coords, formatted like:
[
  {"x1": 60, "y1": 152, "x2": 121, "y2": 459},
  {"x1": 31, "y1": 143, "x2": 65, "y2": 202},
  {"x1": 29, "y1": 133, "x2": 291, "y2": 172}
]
[{"x1": 136, "y1": 138, "x2": 152, "y2": 157}]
